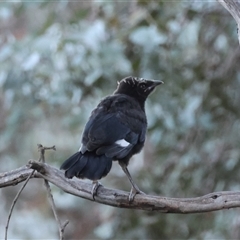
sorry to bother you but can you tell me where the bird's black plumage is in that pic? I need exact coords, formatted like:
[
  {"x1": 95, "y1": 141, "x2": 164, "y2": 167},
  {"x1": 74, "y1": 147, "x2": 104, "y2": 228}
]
[{"x1": 60, "y1": 76, "x2": 163, "y2": 201}]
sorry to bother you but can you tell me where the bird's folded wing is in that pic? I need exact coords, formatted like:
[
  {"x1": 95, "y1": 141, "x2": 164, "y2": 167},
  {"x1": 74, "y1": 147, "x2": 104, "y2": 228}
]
[
  {"x1": 84, "y1": 114, "x2": 131, "y2": 150},
  {"x1": 81, "y1": 96, "x2": 147, "y2": 158}
]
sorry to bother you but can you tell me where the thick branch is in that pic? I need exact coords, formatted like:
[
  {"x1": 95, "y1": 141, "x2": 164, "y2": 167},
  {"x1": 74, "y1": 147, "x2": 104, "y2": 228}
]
[
  {"x1": 218, "y1": 0, "x2": 240, "y2": 44},
  {"x1": 1, "y1": 161, "x2": 240, "y2": 213},
  {"x1": 0, "y1": 166, "x2": 36, "y2": 187}
]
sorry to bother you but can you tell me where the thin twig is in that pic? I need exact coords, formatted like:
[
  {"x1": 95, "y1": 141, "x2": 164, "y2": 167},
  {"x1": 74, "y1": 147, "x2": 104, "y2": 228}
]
[
  {"x1": 4, "y1": 145, "x2": 48, "y2": 240},
  {"x1": 4, "y1": 169, "x2": 35, "y2": 240},
  {"x1": 44, "y1": 179, "x2": 69, "y2": 239},
  {"x1": 37, "y1": 144, "x2": 68, "y2": 240}
]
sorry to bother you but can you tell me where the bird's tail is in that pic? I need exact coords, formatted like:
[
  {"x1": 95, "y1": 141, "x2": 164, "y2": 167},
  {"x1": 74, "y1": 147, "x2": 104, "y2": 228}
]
[{"x1": 60, "y1": 151, "x2": 112, "y2": 181}]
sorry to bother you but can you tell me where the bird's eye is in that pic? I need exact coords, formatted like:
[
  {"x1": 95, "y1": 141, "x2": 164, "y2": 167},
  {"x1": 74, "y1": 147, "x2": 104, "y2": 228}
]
[{"x1": 140, "y1": 83, "x2": 147, "y2": 89}]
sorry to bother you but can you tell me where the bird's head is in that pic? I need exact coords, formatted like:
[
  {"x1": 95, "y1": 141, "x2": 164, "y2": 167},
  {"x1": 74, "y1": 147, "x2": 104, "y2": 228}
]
[{"x1": 115, "y1": 76, "x2": 163, "y2": 101}]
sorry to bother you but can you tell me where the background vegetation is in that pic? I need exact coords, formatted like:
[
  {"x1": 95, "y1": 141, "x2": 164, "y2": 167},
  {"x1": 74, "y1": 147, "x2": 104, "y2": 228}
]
[{"x1": 0, "y1": 1, "x2": 240, "y2": 239}]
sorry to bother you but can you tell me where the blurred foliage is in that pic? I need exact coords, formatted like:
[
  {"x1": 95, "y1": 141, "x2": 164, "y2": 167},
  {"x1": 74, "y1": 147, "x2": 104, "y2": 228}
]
[{"x1": 0, "y1": 1, "x2": 240, "y2": 239}]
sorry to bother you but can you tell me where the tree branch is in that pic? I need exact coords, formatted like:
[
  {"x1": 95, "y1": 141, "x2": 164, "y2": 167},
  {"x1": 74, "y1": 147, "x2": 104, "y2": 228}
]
[
  {"x1": 0, "y1": 166, "x2": 36, "y2": 187},
  {"x1": 1, "y1": 161, "x2": 240, "y2": 213},
  {"x1": 2, "y1": 144, "x2": 68, "y2": 240},
  {"x1": 218, "y1": 0, "x2": 240, "y2": 44}
]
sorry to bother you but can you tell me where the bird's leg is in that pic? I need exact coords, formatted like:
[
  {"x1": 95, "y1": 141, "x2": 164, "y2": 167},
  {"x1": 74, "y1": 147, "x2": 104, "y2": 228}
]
[
  {"x1": 91, "y1": 180, "x2": 102, "y2": 200},
  {"x1": 119, "y1": 162, "x2": 145, "y2": 202}
]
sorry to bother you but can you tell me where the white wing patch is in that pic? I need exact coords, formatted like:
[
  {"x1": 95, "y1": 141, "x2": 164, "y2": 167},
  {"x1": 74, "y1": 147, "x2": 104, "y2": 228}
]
[
  {"x1": 79, "y1": 144, "x2": 87, "y2": 153},
  {"x1": 78, "y1": 144, "x2": 82, "y2": 151},
  {"x1": 115, "y1": 139, "x2": 130, "y2": 147}
]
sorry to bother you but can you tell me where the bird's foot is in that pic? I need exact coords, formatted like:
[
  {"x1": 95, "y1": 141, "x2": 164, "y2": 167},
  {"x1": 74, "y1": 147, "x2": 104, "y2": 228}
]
[
  {"x1": 128, "y1": 186, "x2": 146, "y2": 203},
  {"x1": 91, "y1": 181, "x2": 102, "y2": 200}
]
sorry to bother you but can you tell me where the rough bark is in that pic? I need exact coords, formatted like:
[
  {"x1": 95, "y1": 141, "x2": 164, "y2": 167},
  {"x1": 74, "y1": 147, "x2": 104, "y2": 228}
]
[{"x1": 1, "y1": 161, "x2": 240, "y2": 213}]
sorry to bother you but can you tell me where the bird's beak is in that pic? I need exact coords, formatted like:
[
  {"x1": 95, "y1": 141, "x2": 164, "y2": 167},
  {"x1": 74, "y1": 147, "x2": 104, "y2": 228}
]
[
  {"x1": 145, "y1": 79, "x2": 164, "y2": 92},
  {"x1": 151, "y1": 79, "x2": 164, "y2": 87}
]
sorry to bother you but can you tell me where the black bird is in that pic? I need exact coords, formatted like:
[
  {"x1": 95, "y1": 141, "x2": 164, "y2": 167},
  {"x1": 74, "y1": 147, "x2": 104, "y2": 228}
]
[{"x1": 60, "y1": 76, "x2": 163, "y2": 201}]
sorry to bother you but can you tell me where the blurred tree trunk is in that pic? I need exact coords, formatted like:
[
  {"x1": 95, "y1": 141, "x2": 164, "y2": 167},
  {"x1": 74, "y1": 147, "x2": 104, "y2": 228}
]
[{"x1": 218, "y1": 0, "x2": 240, "y2": 44}]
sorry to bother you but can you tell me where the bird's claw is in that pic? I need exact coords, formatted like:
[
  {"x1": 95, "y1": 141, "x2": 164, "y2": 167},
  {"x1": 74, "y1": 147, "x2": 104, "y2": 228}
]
[
  {"x1": 91, "y1": 181, "x2": 102, "y2": 200},
  {"x1": 128, "y1": 186, "x2": 146, "y2": 202}
]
